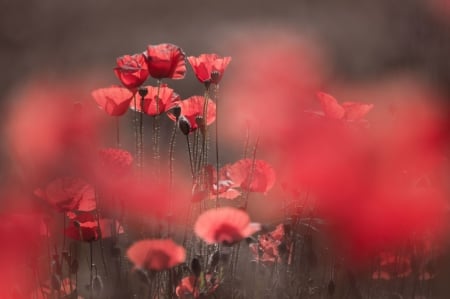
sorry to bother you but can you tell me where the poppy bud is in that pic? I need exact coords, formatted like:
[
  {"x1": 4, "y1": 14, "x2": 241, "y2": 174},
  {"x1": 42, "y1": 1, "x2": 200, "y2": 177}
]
[
  {"x1": 171, "y1": 106, "x2": 181, "y2": 121},
  {"x1": 195, "y1": 115, "x2": 206, "y2": 135},
  {"x1": 178, "y1": 116, "x2": 191, "y2": 135},
  {"x1": 191, "y1": 258, "x2": 202, "y2": 277},
  {"x1": 211, "y1": 71, "x2": 220, "y2": 84},
  {"x1": 138, "y1": 87, "x2": 148, "y2": 98}
]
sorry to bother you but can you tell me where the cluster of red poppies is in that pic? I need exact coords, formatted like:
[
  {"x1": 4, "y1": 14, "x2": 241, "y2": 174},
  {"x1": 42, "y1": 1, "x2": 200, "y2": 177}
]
[{"x1": 1, "y1": 38, "x2": 448, "y2": 298}]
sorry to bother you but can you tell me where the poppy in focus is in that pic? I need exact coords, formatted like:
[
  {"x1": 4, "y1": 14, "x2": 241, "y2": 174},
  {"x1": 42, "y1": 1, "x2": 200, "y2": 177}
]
[
  {"x1": 194, "y1": 207, "x2": 261, "y2": 245},
  {"x1": 146, "y1": 43, "x2": 186, "y2": 80},
  {"x1": 114, "y1": 53, "x2": 149, "y2": 89},
  {"x1": 130, "y1": 84, "x2": 180, "y2": 116},
  {"x1": 188, "y1": 54, "x2": 231, "y2": 85},
  {"x1": 126, "y1": 239, "x2": 186, "y2": 271},
  {"x1": 91, "y1": 86, "x2": 134, "y2": 116},
  {"x1": 167, "y1": 96, "x2": 216, "y2": 133}
]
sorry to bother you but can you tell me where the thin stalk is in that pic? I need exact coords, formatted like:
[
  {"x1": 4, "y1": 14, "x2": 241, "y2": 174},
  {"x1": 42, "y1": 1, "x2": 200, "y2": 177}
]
[
  {"x1": 153, "y1": 80, "x2": 162, "y2": 177},
  {"x1": 186, "y1": 135, "x2": 195, "y2": 178},
  {"x1": 214, "y1": 83, "x2": 220, "y2": 208},
  {"x1": 115, "y1": 116, "x2": 120, "y2": 147},
  {"x1": 243, "y1": 134, "x2": 260, "y2": 210},
  {"x1": 89, "y1": 242, "x2": 93, "y2": 299},
  {"x1": 94, "y1": 189, "x2": 109, "y2": 277},
  {"x1": 138, "y1": 95, "x2": 144, "y2": 171},
  {"x1": 168, "y1": 122, "x2": 178, "y2": 237}
]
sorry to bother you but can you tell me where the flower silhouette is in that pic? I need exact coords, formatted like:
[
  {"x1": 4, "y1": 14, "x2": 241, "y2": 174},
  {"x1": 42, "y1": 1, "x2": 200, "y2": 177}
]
[
  {"x1": 114, "y1": 53, "x2": 149, "y2": 89},
  {"x1": 194, "y1": 207, "x2": 261, "y2": 245},
  {"x1": 146, "y1": 43, "x2": 186, "y2": 80},
  {"x1": 188, "y1": 54, "x2": 231, "y2": 85},
  {"x1": 130, "y1": 84, "x2": 180, "y2": 116},
  {"x1": 91, "y1": 86, "x2": 134, "y2": 116},
  {"x1": 127, "y1": 239, "x2": 186, "y2": 271}
]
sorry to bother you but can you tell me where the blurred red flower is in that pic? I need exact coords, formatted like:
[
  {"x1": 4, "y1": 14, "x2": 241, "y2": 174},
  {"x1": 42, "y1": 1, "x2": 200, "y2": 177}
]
[
  {"x1": 176, "y1": 275, "x2": 199, "y2": 299},
  {"x1": 114, "y1": 53, "x2": 149, "y2": 89},
  {"x1": 194, "y1": 207, "x2": 261, "y2": 245},
  {"x1": 188, "y1": 54, "x2": 231, "y2": 85},
  {"x1": 91, "y1": 85, "x2": 134, "y2": 116},
  {"x1": 249, "y1": 224, "x2": 291, "y2": 265},
  {"x1": 34, "y1": 177, "x2": 96, "y2": 212},
  {"x1": 167, "y1": 96, "x2": 216, "y2": 133},
  {"x1": 371, "y1": 252, "x2": 412, "y2": 280},
  {"x1": 204, "y1": 164, "x2": 241, "y2": 200},
  {"x1": 65, "y1": 212, "x2": 123, "y2": 242},
  {"x1": 0, "y1": 213, "x2": 44, "y2": 298},
  {"x1": 126, "y1": 239, "x2": 186, "y2": 271},
  {"x1": 223, "y1": 159, "x2": 276, "y2": 194},
  {"x1": 130, "y1": 84, "x2": 180, "y2": 116},
  {"x1": 316, "y1": 92, "x2": 374, "y2": 121},
  {"x1": 98, "y1": 147, "x2": 133, "y2": 177},
  {"x1": 146, "y1": 43, "x2": 186, "y2": 80},
  {"x1": 176, "y1": 273, "x2": 219, "y2": 298}
]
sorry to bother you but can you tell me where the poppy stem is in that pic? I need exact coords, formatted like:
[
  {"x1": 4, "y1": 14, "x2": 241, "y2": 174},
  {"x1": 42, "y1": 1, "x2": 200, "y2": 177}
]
[
  {"x1": 94, "y1": 188, "x2": 109, "y2": 278},
  {"x1": 168, "y1": 122, "x2": 178, "y2": 236},
  {"x1": 115, "y1": 116, "x2": 121, "y2": 148},
  {"x1": 186, "y1": 135, "x2": 194, "y2": 178},
  {"x1": 243, "y1": 134, "x2": 260, "y2": 210},
  {"x1": 62, "y1": 213, "x2": 66, "y2": 251},
  {"x1": 139, "y1": 94, "x2": 145, "y2": 172},
  {"x1": 243, "y1": 123, "x2": 251, "y2": 159},
  {"x1": 89, "y1": 241, "x2": 93, "y2": 299},
  {"x1": 153, "y1": 80, "x2": 162, "y2": 178},
  {"x1": 214, "y1": 84, "x2": 220, "y2": 208}
]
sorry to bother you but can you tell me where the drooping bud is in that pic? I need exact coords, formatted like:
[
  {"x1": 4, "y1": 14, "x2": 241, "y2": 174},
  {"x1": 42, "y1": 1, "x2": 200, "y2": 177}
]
[
  {"x1": 191, "y1": 258, "x2": 202, "y2": 277},
  {"x1": 171, "y1": 106, "x2": 182, "y2": 121},
  {"x1": 211, "y1": 70, "x2": 220, "y2": 84},
  {"x1": 196, "y1": 116, "x2": 206, "y2": 135},
  {"x1": 138, "y1": 87, "x2": 148, "y2": 98},
  {"x1": 178, "y1": 115, "x2": 191, "y2": 135}
]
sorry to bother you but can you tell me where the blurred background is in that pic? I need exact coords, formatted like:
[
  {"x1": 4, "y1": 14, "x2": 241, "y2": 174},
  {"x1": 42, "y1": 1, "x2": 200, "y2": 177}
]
[{"x1": 0, "y1": 0, "x2": 449, "y2": 297}]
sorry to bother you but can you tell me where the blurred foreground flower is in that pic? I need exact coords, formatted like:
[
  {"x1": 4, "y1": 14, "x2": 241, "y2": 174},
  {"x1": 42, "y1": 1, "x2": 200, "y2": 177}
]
[
  {"x1": 194, "y1": 207, "x2": 261, "y2": 245},
  {"x1": 127, "y1": 239, "x2": 186, "y2": 271}
]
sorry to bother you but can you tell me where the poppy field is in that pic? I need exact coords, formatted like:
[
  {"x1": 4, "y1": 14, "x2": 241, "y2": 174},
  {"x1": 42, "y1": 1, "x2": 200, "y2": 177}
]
[{"x1": 1, "y1": 18, "x2": 449, "y2": 299}]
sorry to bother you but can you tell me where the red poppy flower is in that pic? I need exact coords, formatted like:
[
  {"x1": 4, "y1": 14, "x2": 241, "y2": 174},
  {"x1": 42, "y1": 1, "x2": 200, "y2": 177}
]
[
  {"x1": 98, "y1": 148, "x2": 133, "y2": 177},
  {"x1": 130, "y1": 84, "x2": 180, "y2": 116},
  {"x1": 316, "y1": 92, "x2": 374, "y2": 121},
  {"x1": 249, "y1": 224, "x2": 292, "y2": 265},
  {"x1": 146, "y1": 43, "x2": 186, "y2": 80},
  {"x1": 34, "y1": 177, "x2": 96, "y2": 212},
  {"x1": 372, "y1": 252, "x2": 412, "y2": 280},
  {"x1": 176, "y1": 275, "x2": 199, "y2": 298},
  {"x1": 114, "y1": 53, "x2": 149, "y2": 89},
  {"x1": 91, "y1": 86, "x2": 134, "y2": 116},
  {"x1": 204, "y1": 164, "x2": 241, "y2": 200},
  {"x1": 126, "y1": 239, "x2": 186, "y2": 271},
  {"x1": 64, "y1": 212, "x2": 123, "y2": 242},
  {"x1": 176, "y1": 274, "x2": 219, "y2": 298},
  {"x1": 194, "y1": 207, "x2": 261, "y2": 245},
  {"x1": 188, "y1": 54, "x2": 231, "y2": 85},
  {"x1": 167, "y1": 96, "x2": 216, "y2": 133},
  {"x1": 222, "y1": 159, "x2": 276, "y2": 194}
]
